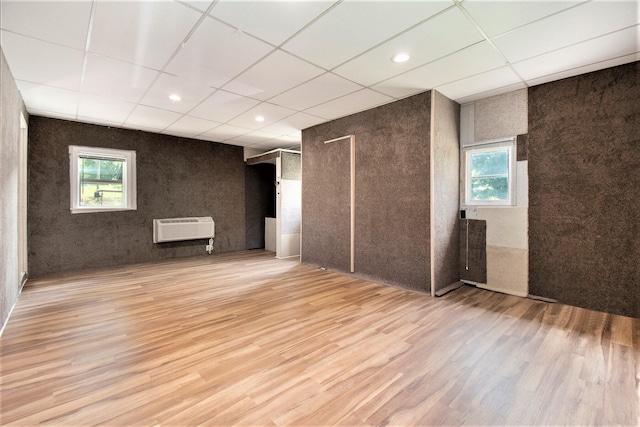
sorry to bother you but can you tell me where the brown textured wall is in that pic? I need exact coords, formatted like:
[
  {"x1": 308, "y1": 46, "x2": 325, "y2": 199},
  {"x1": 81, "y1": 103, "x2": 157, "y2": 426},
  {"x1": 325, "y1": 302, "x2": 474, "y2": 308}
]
[
  {"x1": 301, "y1": 130, "x2": 351, "y2": 273},
  {"x1": 528, "y1": 61, "x2": 640, "y2": 318},
  {"x1": 1, "y1": 48, "x2": 28, "y2": 331},
  {"x1": 302, "y1": 91, "x2": 432, "y2": 291},
  {"x1": 431, "y1": 91, "x2": 460, "y2": 294},
  {"x1": 517, "y1": 133, "x2": 528, "y2": 161},
  {"x1": 28, "y1": 117, "x2": 246, "y2": 278},
  {"x1": 245, "y1": 164, "x2": 275, "y2": 250},
  {"x1": 460, "y1": 219, "x2": 487, "y2": 284}
]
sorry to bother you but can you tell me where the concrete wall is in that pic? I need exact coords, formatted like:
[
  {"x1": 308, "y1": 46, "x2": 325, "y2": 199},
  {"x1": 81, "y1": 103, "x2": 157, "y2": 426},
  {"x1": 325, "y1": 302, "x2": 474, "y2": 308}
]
[
  {"x1": 1, "y1": 48, "x2": 28, "y2": 333},
  {"x1": 27, "y1": 117, "x2": 246, "y2": 278}
]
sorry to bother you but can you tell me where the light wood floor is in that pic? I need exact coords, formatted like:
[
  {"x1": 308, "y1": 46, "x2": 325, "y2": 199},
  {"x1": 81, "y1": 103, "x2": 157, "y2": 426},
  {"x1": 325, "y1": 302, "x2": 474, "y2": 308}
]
[{"x1": 1, "y1": 250, "x2": 638, "y2": 426}]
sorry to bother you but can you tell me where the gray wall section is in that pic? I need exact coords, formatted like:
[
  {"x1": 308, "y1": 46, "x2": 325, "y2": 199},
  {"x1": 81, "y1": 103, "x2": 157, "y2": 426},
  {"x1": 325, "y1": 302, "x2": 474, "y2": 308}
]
[
  {"x1": 460, "y1": 219, "x2": 487, "y2": 284},
  {"x1": 301, "y1": 131, "x2": 351, "y2": 273},
  {"x1": 475, "y1": 88, "x2": 528, "y2": 141},
  {"x1": 1, "y1": 48, "x2": 28, "y2": 331},
  {"x1": 302, "y1": 91, "x2": 432, "y2": 291},
  {"x1": 27, "y1": 117, "x2": 246, "y2": 278},
  {"x1": 432, "y1": 91, "x2": 461, "y2": 294},
  {"x1": 281, "y1": 152, "x2": 301, "y2": 180},
  {"x1": 280, "y1": 152, "x2": 301, "y2": 236},
  {"x1": 528, "y1": 61, "x2": 640, "y2": 318}
]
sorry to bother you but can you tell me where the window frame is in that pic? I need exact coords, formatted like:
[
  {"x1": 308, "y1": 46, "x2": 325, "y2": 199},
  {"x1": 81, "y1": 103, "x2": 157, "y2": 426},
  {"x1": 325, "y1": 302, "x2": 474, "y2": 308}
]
[
  {"x1": 69, "y1": 145, "x2": 137, "y2": 214},
  {"x1": 462, "y1": 138, "x2": 516, "y2": 207}
]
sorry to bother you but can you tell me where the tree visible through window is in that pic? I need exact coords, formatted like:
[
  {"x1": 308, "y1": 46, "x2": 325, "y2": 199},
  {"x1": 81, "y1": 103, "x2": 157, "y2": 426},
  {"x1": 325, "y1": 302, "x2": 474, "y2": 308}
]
[
  {"x1": 70, "y1": 146, "x2": 136, "y2": 213},
  {"x1": 464, "y1": 139, "x2": 515, "y2": 206},
  {"x1": 470, "y1": 149, "x2": 508, "y2": 201},
  {"x1": 79, "y1": 156, "x2": 124, "y2": 207}
]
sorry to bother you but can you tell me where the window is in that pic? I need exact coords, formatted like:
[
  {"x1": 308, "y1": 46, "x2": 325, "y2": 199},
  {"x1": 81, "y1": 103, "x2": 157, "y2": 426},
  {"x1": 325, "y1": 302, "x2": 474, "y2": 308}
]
[
  {"x1": 69, "y1": 146, "x2": 136, "y2": 214},
  {"x1": 463, "y1": 138, "x2": 516, "y2": 206}
]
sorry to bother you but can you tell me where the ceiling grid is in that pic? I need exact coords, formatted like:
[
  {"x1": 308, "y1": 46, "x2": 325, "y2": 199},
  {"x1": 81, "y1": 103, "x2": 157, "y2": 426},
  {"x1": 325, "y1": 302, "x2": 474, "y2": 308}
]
[{"x1": 1, "y1": 0, "x2": 638, "y2": 150}]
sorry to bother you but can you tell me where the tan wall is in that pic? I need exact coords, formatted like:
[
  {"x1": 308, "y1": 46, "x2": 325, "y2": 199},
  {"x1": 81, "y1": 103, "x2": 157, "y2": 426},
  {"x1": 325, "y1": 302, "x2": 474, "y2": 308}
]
[
  {"x1": 461, "y1": 88, "x2": 529, "y2": 297},
  {"x1": 1, "y1": 48, "x2": 28, "y2": 332}
]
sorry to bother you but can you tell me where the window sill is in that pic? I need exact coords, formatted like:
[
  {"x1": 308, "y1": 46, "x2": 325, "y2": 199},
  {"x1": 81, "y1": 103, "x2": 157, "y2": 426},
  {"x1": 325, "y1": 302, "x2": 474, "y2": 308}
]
[{"x1": 71, "y1": 207, "x2": 136, "y2": 214}]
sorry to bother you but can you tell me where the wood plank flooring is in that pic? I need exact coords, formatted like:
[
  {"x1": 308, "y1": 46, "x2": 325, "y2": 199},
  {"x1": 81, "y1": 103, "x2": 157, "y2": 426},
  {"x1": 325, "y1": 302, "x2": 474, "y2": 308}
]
[{"x1": 1, "y1": 250, "x2": 638, "y2": 426}]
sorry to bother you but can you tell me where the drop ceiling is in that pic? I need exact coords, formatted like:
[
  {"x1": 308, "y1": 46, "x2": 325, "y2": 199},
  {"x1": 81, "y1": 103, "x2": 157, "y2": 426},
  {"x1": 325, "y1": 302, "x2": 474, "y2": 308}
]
[{"x1": 1, "y1": 0, "x2": 638, "y2": 151}]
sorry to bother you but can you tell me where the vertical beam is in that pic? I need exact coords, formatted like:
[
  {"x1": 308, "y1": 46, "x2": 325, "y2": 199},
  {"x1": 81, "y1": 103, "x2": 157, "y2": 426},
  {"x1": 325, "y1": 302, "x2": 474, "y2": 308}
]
[
  {"x1": 275, "y1": 154, "x2": 282, "y2": 258},
  {"x1": 430, "y1": 93, "x2": 436, "y2": 297},
  {"x1": 350, "y1": 135, "x2": 355, "y2": 273},
  {"x1": 324, "y1": 134, "x2": 356, "y2": 273}
]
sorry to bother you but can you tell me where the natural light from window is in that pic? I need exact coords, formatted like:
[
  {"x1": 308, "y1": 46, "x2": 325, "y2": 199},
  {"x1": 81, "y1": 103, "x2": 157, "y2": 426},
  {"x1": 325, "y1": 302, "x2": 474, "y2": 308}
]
[
  {"x1": 463, "y1": 139, "x2": 516, "y2": 206},
  {"x1": 69, "y1": 146, "x2": 136, "y2": 214}
]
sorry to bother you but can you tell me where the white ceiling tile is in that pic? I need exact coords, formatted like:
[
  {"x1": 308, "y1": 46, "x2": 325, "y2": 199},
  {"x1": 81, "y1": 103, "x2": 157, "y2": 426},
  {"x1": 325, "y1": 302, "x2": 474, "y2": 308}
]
[
  {"x1": 209, "y1": 0, "x2": 337, "y2": 45},
  {"x1": 1, "y1": 31, "x2": 84, "y2": 90},
  {"x1": 372, "y1": 41, "x2": 506, "y2": 98},
  {"x1": 78, "y1": 93, "x2": 136, "y2": 125},
  {"x1": 227, "y1": 102, "x2": 297, "y2": 130},
  {"x1": 434, "y1": 66, "x2": 525, "y2": 102},
  {"x1": 89, "y1": 1, "x2": 201, "y2": 70},
  {"x1": 190, "y1": 90, "x2": 261, "y2": 123},
  {"x1": 26, "y1": 108, "x2": 76, "y2": 122},
  {"x1": 333, "y1": 7, "x2": 484, "y2": 86},
  {"x1": 141, "y1": 73, "x2": 216, "y2": 114},
  {"x1": 525, "y1": 52, "x2": 640, "y2": 88},
  {"x1": 248, "y1": 138, "x2": 297, "y2": 151},
  {"x1": 492, "y1": 1, "x2": 640, "y2": 64},
  {"x1": 3, "y1": 0, "x2": 637, "y2": 143},
  {"x1": 0, "y1": 0, "x2": 92, "y2": 50},
  {"x1": 222, "y1": 50, "x2": 325, "y2": 100},
  {"x1": 281, "y1": 133, "x2": 303, "y2": 144},
  {"x1": 16, "y1": 81, "x2": 78, "y2": 117},
  {"x1": 165, "y1": 115, "x2": 221, "y2": 135},
  {"x1": 181, "y1": 1, "x2": 215, "y2": 13},
  {"x1": 82, "y1": 54, "x2": 159, "y2": 103},
  {"x1": 455, "y1": 82, "x2": 529, "y2": 105},
  {"x1": 228, "y1": 130, "x2": 283, "y2": 145},
  {"x1": 270, "y1": 73, "x2": 363, "y2": 111},
  {"x1": 203, "y1": 124, "x2": 253, "y2": 141},
  {"x1": 305, "y1": 89, "x2": 394, "y2": 120},
  {"x1": 259, "y1": 113, "x2": 326, "y2": 135},
  {"x1": 124, "y1": 105, "x2": 182, "y2": 132},
  {"x1": 282, "y1": 1, "x2": 454, "y2": 69},
  {"x1": 513, "y1": 25, "x2": 640, "y2": 82},
  {"x1": 75, "y1": 116, "x2": 125, "y2": 129},
  {"x1": 462, "y1": 0, "x2": 585, "y2": 38},
  {"x1": 165, "y1": 16, "x2": 274, "y2": 88}
]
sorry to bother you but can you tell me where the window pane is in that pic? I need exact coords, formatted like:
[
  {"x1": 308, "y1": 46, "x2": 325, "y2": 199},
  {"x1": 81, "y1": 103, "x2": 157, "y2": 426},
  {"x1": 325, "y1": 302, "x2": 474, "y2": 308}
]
[
  {"x1": 78, "y1": 157, "x2": 124, "y2": 207},
  {"x1": 471, "y1": 150, "x2": 508, "y2": 177},
  {"x1": 471, "y1": 176, "x2": 509, "y2": 201}
]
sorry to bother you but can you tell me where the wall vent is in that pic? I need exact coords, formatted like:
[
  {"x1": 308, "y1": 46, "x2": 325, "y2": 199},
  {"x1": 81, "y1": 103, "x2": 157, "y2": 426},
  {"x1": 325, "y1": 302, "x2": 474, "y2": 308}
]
[{"x1": 153, "y1": 217, "x2": 214, "y2": 243}]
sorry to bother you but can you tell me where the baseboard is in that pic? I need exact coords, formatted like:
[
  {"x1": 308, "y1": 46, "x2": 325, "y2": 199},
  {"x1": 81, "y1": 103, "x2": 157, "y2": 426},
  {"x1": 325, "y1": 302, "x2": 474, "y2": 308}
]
[
  {"x1": 527, "y1": 294, "x2": 559, "y2": 303},
  {"x1": 435, "y1": 281, "x2": 465, "y2": 297},
  {"x1": 0, "y1": 301, "x2": 17, "y2": 338}
]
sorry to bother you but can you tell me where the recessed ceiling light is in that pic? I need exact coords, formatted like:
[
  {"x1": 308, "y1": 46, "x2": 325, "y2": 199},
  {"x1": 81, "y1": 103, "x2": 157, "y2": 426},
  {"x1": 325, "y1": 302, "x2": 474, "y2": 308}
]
[
  {"x1": 391, "y1": 52, "x2": 410, "y2": 63},
  {"x1": 255, "y1": 115, "x2": 265, "y2": 122},
  {"x1": 168, "y1": 94, "x2": 182, "y2": 102}
]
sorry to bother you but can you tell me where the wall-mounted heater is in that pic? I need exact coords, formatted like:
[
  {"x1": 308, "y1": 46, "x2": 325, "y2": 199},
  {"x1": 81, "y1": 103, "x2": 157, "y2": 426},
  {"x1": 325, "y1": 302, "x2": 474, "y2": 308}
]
[{"x1": 153, "y1": 217, "x2": 215, "y2": 244}]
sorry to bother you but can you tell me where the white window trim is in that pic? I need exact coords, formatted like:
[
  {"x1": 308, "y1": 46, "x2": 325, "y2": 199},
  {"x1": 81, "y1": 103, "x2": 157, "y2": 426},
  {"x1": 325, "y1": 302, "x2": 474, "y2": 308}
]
[
  {"x1": 462, "y1": 137, "x2": 516, "y2": 207},
  {"x1": 69, "y1": 145, "x2": 137, "y2": 214}
]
